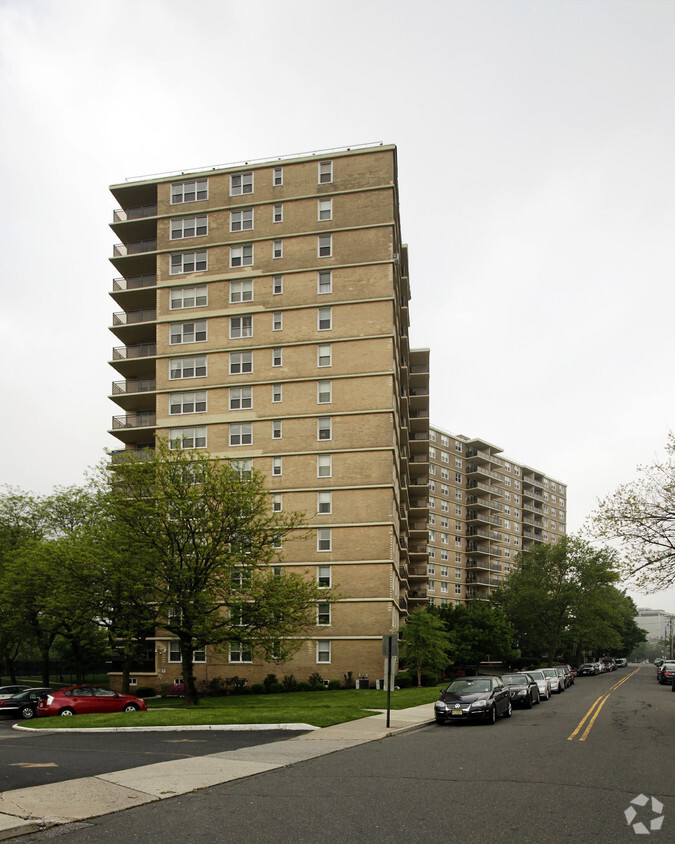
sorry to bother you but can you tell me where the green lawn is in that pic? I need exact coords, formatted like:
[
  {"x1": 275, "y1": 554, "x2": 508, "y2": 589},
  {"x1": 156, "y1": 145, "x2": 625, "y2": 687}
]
[{"x1": 26, "y1": 687, "x2": 441, "y2": 730}]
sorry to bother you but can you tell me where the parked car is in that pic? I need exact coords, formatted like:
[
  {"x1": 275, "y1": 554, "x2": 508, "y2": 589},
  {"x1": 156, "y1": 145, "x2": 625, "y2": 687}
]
[
  {"x1": 657, "y1": 661, "x2": 675, "y2": 685},
  {"x1": 555, "y1": 665, "x2": 569, "y2": 689},
  {"x1": 541, "y1": 667, "x2": 565, "y2": 693},
  {"x1": 37, "y1": 686, "x2": 148, "y2": 717},
  {"x1": 0, "y1": 685, "x2": 29, "y2": 700},
  {"x1": 578, "y1": 663, "x2": 598, "y2": 676},
  {"x1": 615, "y1": 658, "x2": 628, "y2": 668},
  {"x1": 0, "y1": 688, "x2": 52, "y2": 720},
  {"x1": 566, "y1": 665, "x2": 576, "y2": 684},
  {"x1": 435, "y1": 676, "x2": 512, "y2": 725},
  {"x1": 602, "y1": 658, "x2": 617, "y2": 672},
  {"x1": 524, "y1": 669, "x2": 552, "y2": 701},
  {"x1": 501, "y1": 673, "x2": 540, "y2": 708}
]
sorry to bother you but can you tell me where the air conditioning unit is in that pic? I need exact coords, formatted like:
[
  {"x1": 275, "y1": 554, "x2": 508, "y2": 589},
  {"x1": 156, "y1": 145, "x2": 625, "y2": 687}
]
[
  {"x1": 376, "y1": 679, "x2": 385, "y2": 690},
  {"x1": 356, "y1": 679, "x2": 370, "y2": 689}
]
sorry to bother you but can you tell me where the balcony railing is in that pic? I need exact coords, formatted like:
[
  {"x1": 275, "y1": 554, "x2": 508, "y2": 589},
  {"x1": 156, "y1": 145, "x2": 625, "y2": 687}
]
[
  {"x1": 112, "y1": 275, "x2": 157, "y2": 292},
  {"x1": 113, "y1": 240, "x2": 158, "y2": 257},
  {"x1": 113, "y1": 205, "x2": 158, "y2": 223},
  {"x1": 112, "y1": 412, "x2": 157, "y2": 429},
  {"x1": 110, "y1": 448, "x2": 155, "y2": 463},
  {"x1": 112, "y1": 343, "x2": 157, "y2": 360},
  {"x1": 112, "y1": 379, "x2": 156, "y2": 395},
  {"x1": 112, "y1": 309, "x2": 157, "y2": 326}
]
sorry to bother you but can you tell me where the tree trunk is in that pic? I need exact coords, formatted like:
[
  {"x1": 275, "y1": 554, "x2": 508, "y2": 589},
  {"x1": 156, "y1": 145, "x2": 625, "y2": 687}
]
[
  {"x1": 417, "y1": 662, "x2": 422, "y2": 687},
  {"x1": 181, "y1": 641, "x2": 199, "y2": 705}
]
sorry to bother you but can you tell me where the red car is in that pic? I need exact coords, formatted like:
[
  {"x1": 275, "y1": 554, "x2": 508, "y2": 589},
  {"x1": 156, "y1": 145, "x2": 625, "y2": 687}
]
[{"x1": 37, "y1": 685, "x2": 147, "y2": 717}]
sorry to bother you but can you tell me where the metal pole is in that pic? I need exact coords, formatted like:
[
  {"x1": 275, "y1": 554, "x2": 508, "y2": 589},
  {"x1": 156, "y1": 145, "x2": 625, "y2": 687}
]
[{"x1": 386, "y1": 636, "x2": 392, "y2": 728}]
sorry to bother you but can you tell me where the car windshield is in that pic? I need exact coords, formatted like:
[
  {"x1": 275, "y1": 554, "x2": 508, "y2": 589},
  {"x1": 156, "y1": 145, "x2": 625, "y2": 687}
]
[
  {"x1": 447, "y1": 679, "x2": 491, "y2": 694},
  {"x1": 502, "y1": 676, "x2": 526, "y2": 686},
  {"x1": 527, "y1": 670, "x2": 544, "y2": 679},
  {"x1": 542, "y1": 669, "x2": 557, "y2": 677}
]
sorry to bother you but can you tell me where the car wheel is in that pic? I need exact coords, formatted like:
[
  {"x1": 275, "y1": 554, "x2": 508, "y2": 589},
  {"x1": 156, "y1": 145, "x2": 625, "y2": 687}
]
[
  {"x1": 486, "y1": 705, "x2": 497, "y2": 725},
  {"x1": 19, "y1": 706, "x2": 35, "y2": 720},
  {"x1": 503, "y1": 701, "x2": 512, "y2": 718},
  {"x1": 526, "y1": 693, "x2": 533, "y2": 709},
  {"x1": 534, "y1": 690, "x2": 541, "y2": 705},
  {"x1": 123, "y1": 703, "x2": 139, "y2": 712},
  {"x1": 58, "y1": 707, "x2": 75, "y2": 716}
]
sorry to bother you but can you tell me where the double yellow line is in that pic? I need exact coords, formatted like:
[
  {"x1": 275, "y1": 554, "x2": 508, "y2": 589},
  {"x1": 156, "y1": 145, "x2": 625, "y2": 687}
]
[{"x1": 567, "y1": 667, "x2": 641, "y2": 742}]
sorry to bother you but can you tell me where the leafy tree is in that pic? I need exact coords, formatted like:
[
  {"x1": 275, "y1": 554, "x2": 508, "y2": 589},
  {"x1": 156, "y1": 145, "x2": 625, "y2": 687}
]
[
  {"x1": 433, "y1": 601, "x2": 515, "y2": 668},
  {"x1": 400, "y1": 608, "x2": 454, "y2": 686},
  {"x1": 593, "y1": 432, "x2": 675, "y2": 591},
  {"x1": 101, "y1": 441, "x2": 326, "y2": 705},
  {"x1": 491, "y1": 536, "x2": 620, "y2": 665}
]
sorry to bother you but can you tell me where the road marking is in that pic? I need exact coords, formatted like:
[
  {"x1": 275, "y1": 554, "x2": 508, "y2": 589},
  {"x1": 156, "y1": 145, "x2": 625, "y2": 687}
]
[
  {"x1": 10, "y1": 762, "x2": 58, "y2": 768},
  {"x1": 567, "y1": 667, "x2": 641, "y2": 742}
]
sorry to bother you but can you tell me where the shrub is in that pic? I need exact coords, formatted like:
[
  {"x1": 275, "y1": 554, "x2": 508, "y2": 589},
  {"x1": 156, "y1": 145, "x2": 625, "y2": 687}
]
[
  {"x1": 166, "y1": 683, "x2": 184, "y2": 696},
  {"x1": 308, "y1": 672, "x2": 325, "y2": 691},
  {"x1": 251, "y1": 683, "x2": 265, "y2": 694},
  {"x1": 159, "y1": 684, "x2": 172, "y2": 698},
  {"x1": 225, "y1": 676, "x2": 248, "y2": 694},
  {"x1": 201, "y1": 677, "x2": 228, "y2": 697},
  {"x1": 343, "y1": 671, "x2": 355, "y2": 689},
  {"x1": 282, "y1": 674, "x2": 298, "y2": 692},
  {"x1": 328, "y1": 679, "x2": 341, "y2": 690},
  {"x1": 297, "y1": 681, "x2": 311, "y2": 692},
  {"x1": 269, "y1": 682, "x2": 283, "y2": 694},
  {"x1": 395, "y1": 673, "x2": 412, "y2": 688},
  {"x1": 263, "y1": 673, "x2": 278, "y2": 692},
  {"x1": 134, "y1": 687, "x2": 155, "y2": 698}
]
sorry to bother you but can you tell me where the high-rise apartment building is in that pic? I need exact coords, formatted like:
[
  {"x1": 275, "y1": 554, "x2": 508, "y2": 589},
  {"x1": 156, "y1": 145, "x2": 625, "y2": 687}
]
[
  {"x1": 108, "y1": 144, "x2": 429, "y2": 689},
  {"x1": 426, "y1": 427, "x2": 566, "y2": 604}
]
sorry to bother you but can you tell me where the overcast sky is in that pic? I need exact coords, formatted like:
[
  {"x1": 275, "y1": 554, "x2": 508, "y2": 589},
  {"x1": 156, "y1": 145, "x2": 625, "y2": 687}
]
[{"x1": 2, "y1": 0, "x2": 674, "y2": 614}]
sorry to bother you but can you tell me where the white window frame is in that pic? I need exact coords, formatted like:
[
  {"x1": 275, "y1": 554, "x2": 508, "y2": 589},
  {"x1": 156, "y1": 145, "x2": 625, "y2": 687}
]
[
  {"x1": 170, "y1": 285, "x2": 207, "y2": 309},
  {"x1": 317, "y1": 529, "x2": 331, "y2": 552},
  {"x1": 230, "y1": 172, "x2": 253, "y2": 196},
  {"x1": 229, "y1": 641, "x2": 252, "y2": 663},
  {"x1": 170, "y1": 320, "x2": 207, "y2": 345},
  {"x1": 169, "y1": 426, "x2": 207, "y2": 449},
  {"x1": 272, "y1": 419, "x2": 282, "y2": 439},
  {"x1": 230, "y1": 208, "x2": 253, "y2": 232},
  {"x1": 317, "y1": 344, "x2": 332, "y2": 367},
  {"x1": 317, "y1": 416, "x2": 332, "y2": 441},
  {"x1": 272, "y1": 347, "x2": 282, "y2": 367},
  {"x1": 317, "y1": 380, "x2": 332, "y2": 404},
  {"x1": 230, "y1": 280, "x2": 253, "y2": 303},
  {"x1": 229, "y1": 351, "x2": 253, "y2": 374},
  {"x1": 317, "y1": 640, "x2": 331, "y2": 663},
  {"x1": 273, "y1": 167, "x2": 283, "y2": 186},
  {"x1": 170, "y1": 356, "x2": 207, "y2": 380},
  {"x1": 317, "y1": 454, "x2": 332, "y2": 478},
  {"x1": 273, "y1": 275, "x2": 283, "y2": 295},
  {"x1": 317, "y1": 491, "x2": 332, "y2": 515},
  {"x1": 230, "y1": 315, "x2": 253, "y2": 339},
  {"x1": 272, "y1": 383, "x2": 282, "y2": 403},
  {"x1": 273, "y1": 240, "x2": 283, "y2": 259},
  {"x1": 318, "y1": 235, "x2": 332, "y2": 258},
  {"x1": 272, "y1": 493, "x2": 282, "y2": 512},
  {"x1": 318, "y1": 270, "x2": 332, "y2": 294},
  {"x1": 318, "y1": 161, "x2": 333, "y2": 184},
  {"x1": 318, "y1": 198, "x2": 332, "y2": 221},
  {"x1": 171, "y1": 179, "x2": 208, "y2": 204},
  {"x1": 273, "y1": 312, "x2": 283, "y2": 331},
  {"x1": 273, "y1": 204, "x2": 283, "y2": 223},
  {"x1": 272, "y1": 457, "x2": 282, "y2": 476},
  {"x1": 229, "y1": 423, "x2": 253, "y2": 446},
  {"x1": 170, "y1": 216, "x2": 208, "y2": 240},
  {"x1": 170, "y1": 251, "x2": 207, "y2": 275},
  {"x1": 229, "y1": 387, "x2": 252, "y2": 410},
  {"x1": 317, "y1": 564, "x2": 331, "y2": 587},
  {"x1": 230, "y1": 244, "x2": 253, "y2": 268},
  {"x1": 317, "y1": 602, "x2": 331, "y2": 624},
  {"x1": 169, "y1": 391, "x2": 207, "y2": 415},
  {"x1": 318, "y1": 307, "x2": 332, "y2": 330}
]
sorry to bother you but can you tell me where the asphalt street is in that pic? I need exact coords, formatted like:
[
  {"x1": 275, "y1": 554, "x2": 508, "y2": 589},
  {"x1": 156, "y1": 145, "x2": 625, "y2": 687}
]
[{"x1": 9, "y1": 666, "x2": 675, "y2": 843}]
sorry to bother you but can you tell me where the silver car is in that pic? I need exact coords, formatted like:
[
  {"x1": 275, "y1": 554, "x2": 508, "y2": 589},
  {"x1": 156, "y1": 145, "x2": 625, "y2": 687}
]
[
  {"x1": 526, "y1": 669, "x2": 552, "y2": 701},
  {"x1": 541, "y1": 667, "x2": 565, "y2": 693}
]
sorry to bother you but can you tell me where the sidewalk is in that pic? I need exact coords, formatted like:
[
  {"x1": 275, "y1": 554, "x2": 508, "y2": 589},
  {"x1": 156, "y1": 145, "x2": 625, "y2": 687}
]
[{"x1": 0, "y1": 703, "x2": 435, "y2": 840}]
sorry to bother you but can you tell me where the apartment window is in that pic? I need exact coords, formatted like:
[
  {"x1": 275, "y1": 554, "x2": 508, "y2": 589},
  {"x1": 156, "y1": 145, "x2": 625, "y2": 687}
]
[
  {"x1": 229, "y1": 387, "x2": 252, "y2": 410},
  {"x1": 455, "y1": 504, "x2": 462, "y2": 515},
  {"x1": 230, "y1": 172, "x2": 253, "y2": 195},
  {"x1": 170, "y1": 285, "x2": 207, "y2": 310},
  {"x1": 440, "y1": 583, "x2": 449, "y2": 594},
  {"x1": 170, "y1": 356, "x2": 206, "y2": 379},
  {"x1": 455, "y1": 441, "x2": 462, "y2": 452},
  {"x1": 273, "y1": 312, "x2": 283, "y2": 331},
  {"x1": 229, "y1": 350, "x2": 253, "y2": 374},
  {"x1": 169, "y1": 641, "x2": 205, "y2": 663},
  {"x1": 273, "y1": 240, "x2": 283, "y2": 259},
  {"x1": 170, "y1": 320, "x2": 207, "y2": 345},
  {"x1": 171, "y1": 179, "x2": 208, "y2": 204},
  {"x1": 318, "y1": 198, "x2": 332, "y2": 220},
  {"x1": 230, "y1": 209, "x2": 253, "y2": 232},
  {"x1": 272, "y1": 347, "x2": 282, "y2": 367},
  {"x1": 440, "y1": 484, "x2": 449, "y2": 496},
  {"x1": 441, "y1": 550, "x2": 449, "y2": 561},
  {"x1": 318, "y1": 270, "x2": 332, "y2": 294},
  {"x1": 317, "y1": 380, "x2": 332, "y2": 403},
  {"x1": 229, "y1": 423, "x2": 252, "y2": 446},
  {"x1": 455, "y1": 489, "x2": 462, "y2": 500},
  {"x1": 272, "y1": 420, "x2": 282, "y2": 439},
  {"x1": 429, "y1": 513, "x2": 436, "y2": 525},
  {"x1": 170, "y1": 251, "x2": 207, "y2": 275},
  {"x1": 440, "y1": 501, "x2": 449, "y2": 512},
  {"x1": 272, "y1": 457, "x2": 282, "y2": 476},
  {"x1": 273, "y1": 167, "x2": 283, "y2": 186},
  {"x1": 230, "y1": 280, "x2": 253, "y2": 303},
  {"x1": 318, "y1": 307, "x2": 332, "y2": 330},
  {"x1": 230, "y1": 315, "x2": 253, "y2": 338},
  {"x1": 317, "y1": 640, "x2": 331, "y2": 663},
  {"x1": 169, "y1": 426, "x2": 206, "y2": 449},
  {"x1": 455, "y1": 472, "x2": 462, "y2": 484},
  {"x1": 441, "y1": 451, "x2": 449, "y2": 464},
  {"x1": 272, "y1": 493, "x2": 282, "y2": 512},
  {"x1": 317, "y1": 454, "x2": 332, "y2": 477},
  {"x1": 317, "y1": 602, "x2": 331, "y2": 625},
  {"x1": 429, "y1": 447, "x2": 436, "y2": 459},
  {"x1": 455, "y1": 457, "x2": 462, "y2": 468},
  {"x1": 441, "y1": 435, "x2": 449, "y2": 447},
  {"x1": 317, "y1": 564, "x2": 331, "y2": 587},
  {"x1": 317, "y1": 417, "x2": 332, "y2": 441},
  {"x1": 170, "y1": 216, "x2": 207, "y2": 239},
  {"x1": 441, "y1": 468, "x2": 449, "y2": 479},
  {"x1": 317, "y1": 344, "x2": 332, "y2": 367},
  {"x1": 429, "y1": 480, "x2": 436, "y2": 492},
  {"x1": 273, "y1": 204, "x2": 283, "y2": 223},
  {"x1": 272, "y1": 383, "x2": 282, "y2": 403},
  {"x1": 430, "y1": 430, "x2": 437, "y2": 442},
  {"x1": 454, "y1": 584, "x2": 462, "y2": 596},
  {"x1": 318, "y1": 235, "x2": 332, "y2": 257},
  {"x1": 318, "y1": 160, "x2": 333, "y2": 184},
  {"x1": 428, "y1": 498, "x2": 436, "y2": 510},
  {"x1": 317, "y1": 491, "x2": 332, "y2": 514},
  {"x1": 273, "y1": 275, "x2": 283, "y2": 295},
  {"x1": 170, "y1": 391, "x2": 206, "y2": 415},
  {"x1": 230, "y1": 244, "x2": 253, "y2": 267},
  {"x1": 230, "y1": 642, "x2": 252, "y2": 663},
  {"x1": 231, "y1": 458, "x2": 252, "y2": 478},
  {"x1": 317, "y1": 529, "x2": 331, "y2": 552}
]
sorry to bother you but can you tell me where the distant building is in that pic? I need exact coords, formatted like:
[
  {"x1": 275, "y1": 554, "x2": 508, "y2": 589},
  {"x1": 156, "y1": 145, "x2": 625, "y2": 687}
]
[{"x1": 635, "y1": 608, "x2": 675, "y2": 643}]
